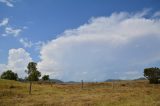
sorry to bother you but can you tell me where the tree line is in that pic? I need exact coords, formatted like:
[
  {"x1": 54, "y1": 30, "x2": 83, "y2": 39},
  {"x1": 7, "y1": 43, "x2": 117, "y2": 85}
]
[
  {"x1": 1, "y1": 62, "x2": 160, "y2": 85},
  {"x1": 0, "y1": 62, "x2": 50, "y2": 94},
  {"x1": 0, "y1": 62, "x2": 49, "y2": 81}
]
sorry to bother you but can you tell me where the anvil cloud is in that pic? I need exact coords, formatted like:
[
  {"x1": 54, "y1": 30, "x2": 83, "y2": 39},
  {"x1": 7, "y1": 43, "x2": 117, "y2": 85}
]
[{"x1": 38, "y1": 10, "x2": 160, "y2": 81}]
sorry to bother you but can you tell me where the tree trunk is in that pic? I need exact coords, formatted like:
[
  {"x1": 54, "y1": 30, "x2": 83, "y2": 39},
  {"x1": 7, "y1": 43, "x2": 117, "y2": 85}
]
[{"x1": 29, "y1": 81, "x2": 32, "y2": 94}]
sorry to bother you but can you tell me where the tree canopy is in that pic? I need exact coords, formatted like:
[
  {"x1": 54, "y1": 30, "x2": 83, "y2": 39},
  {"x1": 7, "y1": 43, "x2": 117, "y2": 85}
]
[
  {"x1": 144, "y1": 67, "x2": 160, "y2": 84},
  {"x1": 42, "y1": 75, "x2": 49, "y2": 81},
  {"x1": 25, "y1": 62, "x2": 41, "y2": 81},
  {"x1": 1, "y1": 70, "x2": 18, "y2": 80}
]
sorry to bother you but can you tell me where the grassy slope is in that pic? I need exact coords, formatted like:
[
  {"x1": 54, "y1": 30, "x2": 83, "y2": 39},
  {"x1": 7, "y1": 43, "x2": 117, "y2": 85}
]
[{"x1": 0, "y1": 79, "x2": 160, "y2": 106}]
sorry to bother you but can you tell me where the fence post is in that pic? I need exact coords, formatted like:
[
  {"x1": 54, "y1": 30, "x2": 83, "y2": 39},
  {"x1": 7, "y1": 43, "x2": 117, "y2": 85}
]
[
  {"x1": 81, "y1": 80, "x2": 84, "y2": 89},
  {"x1": 112, "y1": 81, "x2": 114, "y2": 89}
]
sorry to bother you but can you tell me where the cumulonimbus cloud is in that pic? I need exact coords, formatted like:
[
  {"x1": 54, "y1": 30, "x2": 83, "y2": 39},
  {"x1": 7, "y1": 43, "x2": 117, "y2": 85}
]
[
  {"x1": 37, "y1": 10, "x2": 160, "y2": 81},
  {"x1": 0, "y1": 10, "x2": 160, "y2": 81}
]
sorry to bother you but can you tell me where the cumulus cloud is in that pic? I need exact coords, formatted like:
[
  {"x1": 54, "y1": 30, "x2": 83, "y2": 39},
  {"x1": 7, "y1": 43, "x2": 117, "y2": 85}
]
[
  {"x1": 0, "y1": 18, "x2": 9, "y2": 27},
  {"x1": 0, "y1": 48, "x2": 32, "y2": 78},
  {"x1": 3, "y1": 27, "x2": 22, "y2": 37},
  {"x1": 0, "y1": 64, "x2": 7, "y2": 74},
  {"x1": 0, "y1": 0, "x2": 14, "y2": 7},
  {"x1": 19, "y1": 38, "x2": 33, "y2": 48},
  {"x1": 38, "y1": 10, "x2": 160, "y2": 81}
]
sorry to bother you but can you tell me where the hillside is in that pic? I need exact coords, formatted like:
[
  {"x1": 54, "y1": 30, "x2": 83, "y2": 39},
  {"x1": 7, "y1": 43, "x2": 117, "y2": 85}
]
[{"x1": 0, "y1": 79, "x2": 160, "y2": 106}]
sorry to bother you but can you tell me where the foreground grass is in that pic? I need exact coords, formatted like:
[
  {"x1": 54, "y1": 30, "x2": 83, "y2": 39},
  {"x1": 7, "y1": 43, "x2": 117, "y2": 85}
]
[{"x1": 0, "y1": 79, "x2": 160, "y2": 106}]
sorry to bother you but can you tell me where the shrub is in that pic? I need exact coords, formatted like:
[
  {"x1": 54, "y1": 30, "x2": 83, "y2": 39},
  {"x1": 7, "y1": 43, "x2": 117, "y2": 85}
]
[{"x1": 1, "y1": 70, "x2": 18, "y2": 80}]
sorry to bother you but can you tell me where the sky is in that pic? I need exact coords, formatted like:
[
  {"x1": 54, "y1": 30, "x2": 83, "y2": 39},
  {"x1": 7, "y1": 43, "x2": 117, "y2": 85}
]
[{"x1": 0, "y1": 0, "x2": 160, "y2": 81}]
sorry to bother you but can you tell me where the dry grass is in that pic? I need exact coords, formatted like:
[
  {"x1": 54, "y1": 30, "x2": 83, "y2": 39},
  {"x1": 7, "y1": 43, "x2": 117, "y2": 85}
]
[{"x1": 0, "y1": 79, "x2": 160, "y2": 106}]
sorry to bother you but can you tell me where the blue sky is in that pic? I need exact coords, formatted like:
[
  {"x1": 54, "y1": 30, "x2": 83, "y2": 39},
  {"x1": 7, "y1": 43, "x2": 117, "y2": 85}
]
[
  {"x1": 0, "y1": 0, "x2": 160, "y2": 81},
  {"x1": 0, "y1": 0, "x2": 160, "y2": 63}
]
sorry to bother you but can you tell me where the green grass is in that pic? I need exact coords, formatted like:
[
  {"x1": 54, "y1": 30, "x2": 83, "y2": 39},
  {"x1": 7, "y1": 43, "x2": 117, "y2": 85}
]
[{"x1": 0, "y1": 79, "x2": 160, "y2": 106}]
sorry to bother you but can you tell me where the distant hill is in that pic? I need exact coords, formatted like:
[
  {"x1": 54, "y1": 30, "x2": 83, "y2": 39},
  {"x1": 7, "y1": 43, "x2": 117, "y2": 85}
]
[
  {"x1": 64, "y1": 81, "x2": 80, "y2": 84},
  {"x1": 17, "y1": 78, "x2": 64, "y2": 83},
  {"x1": 50, "y1": 79, "x2": 64, "y2": 83},
  {"x1": 105, "y1": 77, "x2": 147, "y2": 82},
  {"x1": 105, "y1": 79, "x2": 122, "y2": 82},
  {"x1": 134, "y1": 77, "x2": 146, "y2": 80}
]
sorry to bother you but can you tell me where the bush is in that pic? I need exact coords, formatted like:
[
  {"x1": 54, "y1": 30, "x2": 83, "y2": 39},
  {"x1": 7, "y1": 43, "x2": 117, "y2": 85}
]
[
  {"x1": 42, "y1": 75, "x2": 49, "y2": 81},
  {"x1": 144, "y1": 67, "x2": 160, "y2": 84},
  {"x1": 1, "y1": 70, "x2": 18, "y2": 81}
]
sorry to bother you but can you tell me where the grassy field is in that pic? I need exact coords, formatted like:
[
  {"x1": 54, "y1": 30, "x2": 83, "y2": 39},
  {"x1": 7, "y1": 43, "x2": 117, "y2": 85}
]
[{"x1": 0, "y1": 79, "x2": 160, "y2": 106}]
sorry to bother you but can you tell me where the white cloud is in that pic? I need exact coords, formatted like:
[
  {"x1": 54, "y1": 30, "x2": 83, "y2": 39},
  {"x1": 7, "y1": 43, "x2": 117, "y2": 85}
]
[
  {"x1": 38, "y1": 10, "x2": 160, "y2": 81},
  {"x1": 0, "y1": 18, "x2": 9, "y2": 27},
  {"x1": 0, "y1": 0, "x2": 14, "y2": 7},
  {"x1": 19, "y1": 38, "x2": 33, "y2": 48},
  {"x1": 0, "y1": 64, "x2": 7, "y2": 75},
  {"x1": 19, "y1": 38, "x2": 44, "y2": 50},
  {"x1": 0, "y1": 18, "x2": 24, "y2": 37},
  {"x1": 0, "y1": 48, "x2": 32, "y2": 78},
  {"x1": 4, "y1": 27, "x2": 22, "y2": 37}
]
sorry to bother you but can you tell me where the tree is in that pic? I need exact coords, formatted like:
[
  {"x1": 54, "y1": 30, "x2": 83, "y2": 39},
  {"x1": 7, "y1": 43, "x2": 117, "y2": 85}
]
[
  {"x1": 42, "y1": 75, "x2": 49, "y2": 81},
  {"x1": 1, "y1": 70, "x2": 18, "y2": 80},
  {"x1": 25, "y1": 62, "x2": 41, "y2": 94},
  {"x1": 144, "y1": 67, "x2": 160, "y2": 84}
]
